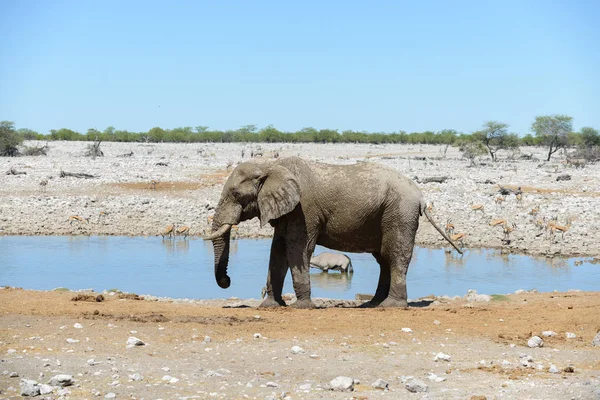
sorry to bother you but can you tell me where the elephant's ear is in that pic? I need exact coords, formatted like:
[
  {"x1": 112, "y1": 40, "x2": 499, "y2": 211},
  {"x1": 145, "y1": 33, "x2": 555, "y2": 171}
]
[{"x1": 257, "y1": 165, "x2": 301, "y2": 227}]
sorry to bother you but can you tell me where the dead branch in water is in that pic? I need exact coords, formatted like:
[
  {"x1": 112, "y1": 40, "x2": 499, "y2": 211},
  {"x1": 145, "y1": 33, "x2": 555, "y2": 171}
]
[
  {"x1": 5, "y1": 167, "x2": 26, "y2": 175},
  {"x1": 60, "y1": 170, "x2": 98, "y2": 179}
]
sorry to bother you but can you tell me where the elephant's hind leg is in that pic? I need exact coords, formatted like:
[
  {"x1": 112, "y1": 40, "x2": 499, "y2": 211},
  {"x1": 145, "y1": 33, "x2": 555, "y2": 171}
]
[
  {"x1": 359, "y1": 252, "x2": 390, "y2": 308},
  {"x1": 259, "y1": 235, "x2": 288, "y2": 308}
]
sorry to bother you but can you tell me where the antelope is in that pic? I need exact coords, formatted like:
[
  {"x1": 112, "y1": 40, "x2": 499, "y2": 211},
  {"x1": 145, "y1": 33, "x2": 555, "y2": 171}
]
[
  {"x1": 68, "y1": 215, "x2": 89, "y2": 225},
  {"x1": 149, "y1": 179, "x2": 159, "y2": 190},
  {"x1": 502, "y1": 222, "x2": 517, "y2": 241},
  {"x1": 176, "y1": 225, "x2": 190, "y2": 239},
  {"x1": 161, "y1": 223, "x2": 176, "y2": 239},
  {"x1": 545, "y1": 216, "x2": 559, "y2": 237},
  {"x1": 98, "y1": 210, "x2": 108, "y2": 223},
  {"x1": 550, "y1": 218, "x2": 573, "y2": 240},
  {"x1": 533, "y1": 216, "x2": 546, "y2": 234},
  {"x1": 450, "y1": 232, "x2": 467, "y2": 247},
  {"x1": 39, "y1": 179, "x2": 48, "y2": 192},
  {"x1": 494, "y1": 196, "x2": 505, "y2": 207},
  {"x1": 444, "y1": 219, "x2": 455, "y2": 236},
  {"x1": 489, "y1": 218, "x2": 506, "y2": 227},
  {"x1": 515, "y1": 193, "x2": 523, "y2": 207},
  {"x1": 529, "y1": 206, "x2": 539, "y2": 216},
  {"x1": 471, "y1": 204, "x2": 485, "y2": 214}
]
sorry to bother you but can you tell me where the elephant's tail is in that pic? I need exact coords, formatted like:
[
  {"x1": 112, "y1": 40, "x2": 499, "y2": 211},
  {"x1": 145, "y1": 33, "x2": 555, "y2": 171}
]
[{"x1": 422, "y1": 203, "x2": 463, "y2": 254}]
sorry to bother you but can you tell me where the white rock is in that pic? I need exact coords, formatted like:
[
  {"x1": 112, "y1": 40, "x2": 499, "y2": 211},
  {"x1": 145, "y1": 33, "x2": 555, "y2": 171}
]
[
  {"x1": 20, "y1": 379, "x2": 40, "y2": 397},
  {"x1": 502, "y1": 360, "x2": 512, "y2": 366},
  {"x1": 7, "y1": 349, "x2": 17, "y2": 354},
  {"x1": 129, "y1": 373, "x2": 143, "y2": 381},
  {"x1": 161, "y1": 375, "x2": 178, "y2": 383},
  {"x1": 549, "y1": 365, "x2": 560, "y2": 374},
  {"x1": 291, "y1": 345, "x2": 305, "y2": 355},
  {"x1": 465, "y1": 289, "x2": 491, "y2": 302},
  {"x1": 66, "y1": 338, "x2": 80, "y2": 343},
  {"x1": 330, "y1": 376, "x2": 354, "y2": 392},
  {"x1": 48, "y1": 374, "x2": 74, "y2": 387},
  {"x1": 87, "y1": 358, "x2": 100, "y2": 366},
  {"x1": 309, "y1": 354, "x2": 319, "y2": 359},
  {"x1": 541, "y1": 331, "x2": 557, "y2": 337},
  {"x1": 266, "y1": 381, "x2": 280, "y2": 388},
  {"x1": 405, "y1": 378, "x2": 428, "y2": 393},
  {"x1": 566, "y1": 332, "x2": 577, "y2": 339},
  {"x1": 9, "y1": 372, "x2": 19, "y2": 377},
  {"x1": 593, "y1": 332, "x2": 600, "y2": 347},
  {"x1": 39, "y1": 384, "x2": 54, "y2": 395},
  {"x1": 401, "y1": 327, "x2": 413, "y2": 333},
  {"x1": 528, "y1": 336, "x2": 544, "y2": 348},
  {"x1": 126, "y1": 337, "x2": 145, "y2": 347},
  {"x1": 105, "y1": 392, "x2": 116, "y2": 399},
  {"x1": 203, "y1": 335, "x2": 211, "y2": 343},
  {"x1": 298, "y1": 383, "x2": 312, "y2": 391},
  {"x1": 73, "y1": 323, "x2": 83, "y2": 329},
  {"x1": 434, "y1": 352, "x2": 451, "y2": 362},
  {"x1": 426, "y1": 372, "x2": 447, "y2": 382},
  {"x1": 253, "y1": 333, "x2": 262, "y2": 339},
  {"x1": 371, "y1": 378, "x2": 389, "y2": 390},
  {"x1": 161, "y1": 367, "x2": 170, "y2": 372},
  {"x1": 433, "y1": 320, "x2": 441, "y2": 325}
]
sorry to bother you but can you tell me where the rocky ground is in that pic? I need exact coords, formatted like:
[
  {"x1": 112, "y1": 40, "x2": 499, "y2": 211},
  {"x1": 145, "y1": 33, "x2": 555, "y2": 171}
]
[
  {"x1": 1, "y1": 141, "x2": 599, "y2": 257},
  {"x1": 1, "y1": 288, "x2": 599, "y2": 399}
]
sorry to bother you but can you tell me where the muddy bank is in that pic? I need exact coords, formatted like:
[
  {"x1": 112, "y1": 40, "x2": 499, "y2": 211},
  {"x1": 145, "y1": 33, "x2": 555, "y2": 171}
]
[{"x1": 1, "y1": 141, "x2": 599, "y2": 257}]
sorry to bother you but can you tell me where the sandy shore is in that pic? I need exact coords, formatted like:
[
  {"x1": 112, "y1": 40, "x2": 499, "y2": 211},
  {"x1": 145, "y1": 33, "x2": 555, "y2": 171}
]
[
  {"x1": 1, "y1": 288, "x2": 599, "y2": 399},
  {"x1": 1, "y1": 141, "x2": 599, "y2": 257}
]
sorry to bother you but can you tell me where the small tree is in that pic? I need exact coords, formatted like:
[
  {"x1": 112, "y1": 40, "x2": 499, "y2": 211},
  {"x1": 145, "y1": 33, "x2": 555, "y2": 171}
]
[
  {"x1": 531, "y1": 115, "x2": 572, "y2": 161},
  {"x1": 475, "y1": 121, "x2": 519, "y2": 161},
  {"x1": 0, "y1": 121, "x2": 22, "y2": 156},
  {"x1": 580, "y1": 127, "x2": 600, "y2": 147},
  {"x1": 456, "y1": 138, "x2": 487, "y2": 166}
]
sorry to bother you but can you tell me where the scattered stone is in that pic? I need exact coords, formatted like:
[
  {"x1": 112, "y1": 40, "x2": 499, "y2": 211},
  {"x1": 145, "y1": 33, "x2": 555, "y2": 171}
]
[
  {"x1": 20, "y1": 379, "x2": 41, "y2": 397},
  {"x1": 528, "y1": 336, "x2": 544, "y2": 348},
  {"x1": 371, "y1": 378, "x2": 389, "y2": 390},
  {"x1": 129, "y1": 373, "x2": 144, "y2": 381},
  {"x1": 465, "y1": 290, "x2": 491, "y2": 302},
  {"x1": 161, "y1": 367, "x2": 170, "y2": 372},
  {"x1": 105, "y1": 392, "x2": 116, "y2": 399},
  {"x1": 329, "y1": 376, "x2": 354, "y2": 392},
  {"x1": 203, "y1": 335, "x2": 211, "y2": 343},
  {"x1": 253, "y1": 333, "x2": 262, "y2": 339},
  {"x1": 549, "y1": 365, "x2": 560, "y2": 374},
  {"x1": 291, "y1": 345, "x2": 305, "y2": 355},
  {"x1": 401, "y1": 327, "x2": 413, "y2": 333},
  {"x1": 592, "y1": 332, "x2": 600, "y2": 347},
  {"x1": 541, "y1": 331, "x2": 556, "y2": 337},
  {"x1": 87, "y1": 358, "x2": 100, "y2": 366},
  {"x1": 162, "y1": 375, "x2": 179, "y2": 384},
  {"x1": 48, "y1": 374, "x2": 74, "y2": 387},
  {"x1": 426, "y1": 372, "x2": 447, "y2": 382},
  {"x1": 309, "y1": 354, "x2": 319, "y2": 359},
  {"x1": 73, "y1": 323, "x2": 83, "y2": 329},
  {"x1": 266, "y1": 381, "x2": 280, "y2": 388},
  {"x1": 563, "y1": 366, "x2": 575, "y2": 373},
  {"x1": 9, "y1": 372, "x2": 19, "y2": 377},
  {"x1": 298, "y1": 383, "x2": 312, "y2": 391},
  {"x1": 7, "y1": 349, "x2": 17, "y2": 354},
  {"x1": 433, "y1": 320, "x2": 441, "y2": 325},
  {"x1": 405, "y1": 378, "x2": 429, "y2": 393},
  {"x1": 39, "y1": 384, "x2": 54, "y2": 395},
  {"x1": 126, "y1": 337, "x2": 145, "y2": 347},
  {"x1": 434, "y1": 352, "x2": 451, "y2": 362},
  {"x1": 566, "y1": 332, "x2": 577, "y2": 339},
  {"x1": 66, "y1": 338, "x2": 80, "y2": 344}
]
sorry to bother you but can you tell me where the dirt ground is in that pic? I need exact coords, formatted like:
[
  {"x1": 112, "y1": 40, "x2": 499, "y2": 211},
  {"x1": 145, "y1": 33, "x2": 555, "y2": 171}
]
[{"x1": 1, "y1": 288, "x2": 599, "y2": 399}]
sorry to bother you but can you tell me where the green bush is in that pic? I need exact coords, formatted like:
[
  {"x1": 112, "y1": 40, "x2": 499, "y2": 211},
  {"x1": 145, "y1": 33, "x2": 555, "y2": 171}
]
[{"x1": 0, "y1": 121, "x2": 22, "y2": 156}]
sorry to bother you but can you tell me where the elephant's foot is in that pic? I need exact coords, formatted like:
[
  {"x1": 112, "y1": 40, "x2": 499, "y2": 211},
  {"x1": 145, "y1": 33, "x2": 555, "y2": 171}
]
[
  {"x1": 378, "y1": 297, "x2": 408, "y2": 308},
  {"x1": 291, "y1": 299, "x2": 316, "y2": 309},
  {"x1": 259, "y1": 297, "x2": 286, "y2": 308}
]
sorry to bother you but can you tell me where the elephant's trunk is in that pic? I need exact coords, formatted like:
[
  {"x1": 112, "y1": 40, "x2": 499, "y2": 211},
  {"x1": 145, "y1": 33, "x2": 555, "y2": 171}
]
[{"x1": 212, "y1": 230, "x2": 232, "y2": 288}]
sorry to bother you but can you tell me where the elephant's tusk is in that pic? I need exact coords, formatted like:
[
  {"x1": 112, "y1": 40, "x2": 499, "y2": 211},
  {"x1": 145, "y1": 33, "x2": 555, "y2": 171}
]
[{"x1": 204, "y1": 224, "x2": 232, "y2": 240}]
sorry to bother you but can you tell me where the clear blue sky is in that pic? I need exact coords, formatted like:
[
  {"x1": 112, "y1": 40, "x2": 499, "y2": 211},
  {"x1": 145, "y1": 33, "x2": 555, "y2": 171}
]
[{"x1": 1, "y1": 0, "x2": 599, "y2": 135}]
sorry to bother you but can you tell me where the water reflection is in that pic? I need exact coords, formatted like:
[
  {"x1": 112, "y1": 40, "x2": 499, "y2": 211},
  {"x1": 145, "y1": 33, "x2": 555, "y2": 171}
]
[
  {"x1": 310, "y1": 271, "x2": 353, "y2": 292},
  {"x1": 161, "y1": 238, "x2": 190, "y2": 254},
  {"x1": 444, "y1": 250, "x2": 466, "y2": 268}
]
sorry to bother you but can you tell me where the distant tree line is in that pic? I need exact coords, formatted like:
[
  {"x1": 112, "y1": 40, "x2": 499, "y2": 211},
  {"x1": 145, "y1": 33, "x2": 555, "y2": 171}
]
[{"x1": 1, "y1": 116, "x2": 599, "y2": 161}]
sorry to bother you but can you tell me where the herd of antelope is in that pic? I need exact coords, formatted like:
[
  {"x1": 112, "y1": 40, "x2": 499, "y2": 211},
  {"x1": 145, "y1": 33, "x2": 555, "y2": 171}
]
[{"x1": 434, "y1": 185, "x2": 576, "y2": 251}]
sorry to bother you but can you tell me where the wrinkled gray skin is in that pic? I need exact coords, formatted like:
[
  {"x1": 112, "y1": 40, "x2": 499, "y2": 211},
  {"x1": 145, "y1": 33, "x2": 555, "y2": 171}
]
[
  {"x1": 310, "y1": 252, "x2": 353, "y2": 273},
  {"x1": 207, "y1": 157, "x2": 462, "y2": 309}
]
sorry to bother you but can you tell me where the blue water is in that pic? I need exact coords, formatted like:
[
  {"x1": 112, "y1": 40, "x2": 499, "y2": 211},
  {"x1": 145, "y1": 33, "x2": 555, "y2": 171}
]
[{"x1": 0, "y1": 236, "x2": 598, "y2": 300}]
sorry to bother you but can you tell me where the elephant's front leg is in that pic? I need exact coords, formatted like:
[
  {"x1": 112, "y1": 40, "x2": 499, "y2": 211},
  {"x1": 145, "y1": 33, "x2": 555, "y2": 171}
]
[
  {"x1": 287, "y1": 234, "x2": 317, "y2": 309},
  {"x1": 259, "y1": 235, "x2": 288, "y2": 308}
]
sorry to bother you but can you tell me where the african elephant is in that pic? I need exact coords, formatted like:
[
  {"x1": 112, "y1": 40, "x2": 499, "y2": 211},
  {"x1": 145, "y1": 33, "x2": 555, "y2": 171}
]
[
  {"x1": 205, "y1": 157, "x2": 462, "y2": 308},
  {"x1": 310, "y1": 252, "x2": 353, "y2": 273}
]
